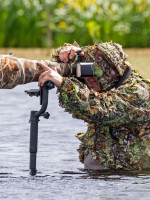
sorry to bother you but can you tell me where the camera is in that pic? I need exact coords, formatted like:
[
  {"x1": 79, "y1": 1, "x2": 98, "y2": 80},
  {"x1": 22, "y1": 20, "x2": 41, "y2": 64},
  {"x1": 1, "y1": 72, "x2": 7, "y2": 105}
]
[{"x1": 71, "y1": 62, "x2": 95, "y2": 77}]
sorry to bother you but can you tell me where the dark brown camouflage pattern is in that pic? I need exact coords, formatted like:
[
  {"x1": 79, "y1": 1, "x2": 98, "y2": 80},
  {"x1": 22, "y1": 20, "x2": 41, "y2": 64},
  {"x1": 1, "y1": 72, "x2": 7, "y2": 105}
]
[{"x1": 56, "y1": 42, "x2": 150, "y2": 170}]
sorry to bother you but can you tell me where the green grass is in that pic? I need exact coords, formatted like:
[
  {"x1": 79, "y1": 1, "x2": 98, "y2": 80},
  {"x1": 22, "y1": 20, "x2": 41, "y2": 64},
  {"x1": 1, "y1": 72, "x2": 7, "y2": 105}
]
[{"x1": 0, "y1": 48, "x2": 149, "y2": 79}]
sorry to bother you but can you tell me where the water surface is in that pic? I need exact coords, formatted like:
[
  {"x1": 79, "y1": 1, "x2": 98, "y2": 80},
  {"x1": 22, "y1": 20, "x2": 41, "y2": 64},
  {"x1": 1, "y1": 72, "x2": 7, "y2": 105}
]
[{"x1": 0, "y1": 83, "x2": 150, "y2": 200}]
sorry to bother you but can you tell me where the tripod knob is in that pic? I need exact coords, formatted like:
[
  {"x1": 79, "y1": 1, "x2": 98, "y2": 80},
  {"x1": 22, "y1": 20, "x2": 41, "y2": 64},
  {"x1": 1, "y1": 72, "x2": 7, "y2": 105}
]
[
  {"x1": 25, "y1": 89, "x2": 40, "y2": 97},
  {"x1": 41, "y1": 112, "x2": 50, "y2": 119},
  {"x1": 45, "y1": 81, "x2": 55, "y2": 90}
]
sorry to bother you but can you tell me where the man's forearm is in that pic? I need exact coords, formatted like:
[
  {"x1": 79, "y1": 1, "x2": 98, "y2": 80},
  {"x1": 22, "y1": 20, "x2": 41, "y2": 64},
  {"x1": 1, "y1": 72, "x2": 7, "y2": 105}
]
[{"x1": 0, "y1": 55, "x2": 70, "y2": 89}]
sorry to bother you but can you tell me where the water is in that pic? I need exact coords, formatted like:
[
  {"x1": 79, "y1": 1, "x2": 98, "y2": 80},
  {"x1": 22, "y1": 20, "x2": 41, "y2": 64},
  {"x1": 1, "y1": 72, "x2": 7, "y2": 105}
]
[{"x1": 0, "y1": 83, "x2": 150, "y2": 200}]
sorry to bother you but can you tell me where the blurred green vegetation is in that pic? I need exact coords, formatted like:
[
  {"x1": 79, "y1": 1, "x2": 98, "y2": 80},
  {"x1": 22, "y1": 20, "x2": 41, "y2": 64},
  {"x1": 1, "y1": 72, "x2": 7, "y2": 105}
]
[{"x1": 0, "y1": 0, "x2": 150, "y2": 48}]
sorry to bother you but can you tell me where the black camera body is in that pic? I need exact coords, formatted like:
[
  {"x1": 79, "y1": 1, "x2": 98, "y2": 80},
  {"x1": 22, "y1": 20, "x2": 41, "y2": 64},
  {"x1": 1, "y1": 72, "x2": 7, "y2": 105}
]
[{"x1": 71, "y1": 62, "x2": 95, "y2": 77}]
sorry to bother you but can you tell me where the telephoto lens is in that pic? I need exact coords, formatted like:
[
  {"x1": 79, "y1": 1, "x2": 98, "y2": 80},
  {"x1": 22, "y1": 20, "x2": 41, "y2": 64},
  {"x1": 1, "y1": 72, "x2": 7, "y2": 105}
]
[{"x1": 71, "y1": 62, "x2": 95, "y2": 77}]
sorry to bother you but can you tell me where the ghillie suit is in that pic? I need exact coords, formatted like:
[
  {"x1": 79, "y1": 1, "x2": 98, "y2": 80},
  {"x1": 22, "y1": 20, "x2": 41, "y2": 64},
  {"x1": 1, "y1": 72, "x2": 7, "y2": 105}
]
[
  {"x1": 54, "y1": 42, "x2": 150, "y2": 170},
  {"x1": 0, "y1": 55, "x2": 70, "y2": 89}
]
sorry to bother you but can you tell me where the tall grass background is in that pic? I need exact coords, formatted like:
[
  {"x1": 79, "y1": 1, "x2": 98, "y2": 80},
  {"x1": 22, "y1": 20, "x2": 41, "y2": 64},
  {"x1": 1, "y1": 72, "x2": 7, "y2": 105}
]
[{"x1": 0, "y1": 0, "x2": 150, "y2": 48}]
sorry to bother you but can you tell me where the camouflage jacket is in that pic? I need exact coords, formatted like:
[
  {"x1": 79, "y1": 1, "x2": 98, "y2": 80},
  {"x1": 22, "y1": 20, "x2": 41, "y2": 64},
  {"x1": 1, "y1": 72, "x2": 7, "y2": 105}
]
[{"x1": 55, "y1": 42, "x2": 150, "y2": 170}]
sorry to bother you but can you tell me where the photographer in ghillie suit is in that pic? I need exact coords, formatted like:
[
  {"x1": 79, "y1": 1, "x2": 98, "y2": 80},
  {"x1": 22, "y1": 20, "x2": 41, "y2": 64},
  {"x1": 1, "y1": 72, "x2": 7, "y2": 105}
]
[{"x1": 37, "y1": 42, "x2": 150, "y2": 170}]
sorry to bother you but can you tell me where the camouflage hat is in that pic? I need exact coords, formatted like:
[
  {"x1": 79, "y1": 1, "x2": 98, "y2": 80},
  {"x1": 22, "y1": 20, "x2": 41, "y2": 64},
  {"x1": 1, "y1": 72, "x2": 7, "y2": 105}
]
[
  {"x1": 96, "y1": 42, "x2": 132, "y2": 76},
  {"x1": 80, "y1": 42, "x2": 132, "y2": 91}
]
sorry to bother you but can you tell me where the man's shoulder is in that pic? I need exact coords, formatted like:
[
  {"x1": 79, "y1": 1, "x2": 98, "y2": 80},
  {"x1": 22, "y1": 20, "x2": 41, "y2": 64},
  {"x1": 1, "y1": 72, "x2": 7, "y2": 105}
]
[{"x1": 114, "y1": 72, "x2": 150, "y2": 103}]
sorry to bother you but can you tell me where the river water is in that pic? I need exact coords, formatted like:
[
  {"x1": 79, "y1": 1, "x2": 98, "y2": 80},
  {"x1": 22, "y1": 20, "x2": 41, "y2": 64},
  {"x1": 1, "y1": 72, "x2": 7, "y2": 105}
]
[{"x1": 0, "y1": 82, "x2": 150, "y2": 200}]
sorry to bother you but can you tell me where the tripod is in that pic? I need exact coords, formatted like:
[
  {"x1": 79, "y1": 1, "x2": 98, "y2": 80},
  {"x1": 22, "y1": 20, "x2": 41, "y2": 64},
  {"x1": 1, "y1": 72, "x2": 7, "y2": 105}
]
[{"x1": 25, "y1": 82, "x2": 54, "y2": 175}]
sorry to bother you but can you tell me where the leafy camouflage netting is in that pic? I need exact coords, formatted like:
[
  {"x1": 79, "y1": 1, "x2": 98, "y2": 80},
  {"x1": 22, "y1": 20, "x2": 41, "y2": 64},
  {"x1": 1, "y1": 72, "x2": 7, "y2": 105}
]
[{"x1": 55, "y1": 42, "x2": 150, "y2": 170}]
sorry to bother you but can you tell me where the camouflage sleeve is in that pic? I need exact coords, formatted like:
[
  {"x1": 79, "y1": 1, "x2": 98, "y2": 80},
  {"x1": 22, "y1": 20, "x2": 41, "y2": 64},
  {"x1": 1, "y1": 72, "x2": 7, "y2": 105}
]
[{"x1": 58, "y1": 76, "x2": 150, "y2": 126}]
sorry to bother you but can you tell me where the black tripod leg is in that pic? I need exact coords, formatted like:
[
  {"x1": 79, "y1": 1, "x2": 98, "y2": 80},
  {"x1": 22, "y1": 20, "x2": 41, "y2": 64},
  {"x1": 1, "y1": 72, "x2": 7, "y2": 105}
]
[{"x1": 29, "y1": 111, "x2": 39, "y2": 175}]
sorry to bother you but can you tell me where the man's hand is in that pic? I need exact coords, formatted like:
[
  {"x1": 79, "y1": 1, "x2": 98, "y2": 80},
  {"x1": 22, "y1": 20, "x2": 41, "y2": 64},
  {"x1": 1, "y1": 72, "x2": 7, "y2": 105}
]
[
  {"x1": 59, "y1": 45, "x2": 84, "y2": 62},
  {"x1": 37, "y1": 62, "x2": 63, "y2": 87}
]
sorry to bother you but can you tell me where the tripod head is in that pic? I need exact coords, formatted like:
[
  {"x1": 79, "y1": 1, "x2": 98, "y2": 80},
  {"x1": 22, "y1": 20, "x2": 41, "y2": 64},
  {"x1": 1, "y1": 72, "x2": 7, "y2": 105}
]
[{"x1": 25, "y1": 81, "x2": 55, "y2": 118}]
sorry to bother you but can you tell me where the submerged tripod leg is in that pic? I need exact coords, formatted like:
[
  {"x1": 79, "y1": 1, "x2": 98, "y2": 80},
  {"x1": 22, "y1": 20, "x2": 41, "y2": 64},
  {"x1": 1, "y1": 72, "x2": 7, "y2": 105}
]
[{"x1": 29, "y1": 111, "x2": 39, "y2": 175}]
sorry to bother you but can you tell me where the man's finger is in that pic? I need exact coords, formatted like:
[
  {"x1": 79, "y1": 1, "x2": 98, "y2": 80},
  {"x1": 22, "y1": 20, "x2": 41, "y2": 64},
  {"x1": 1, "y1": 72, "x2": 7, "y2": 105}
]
[
  {"x1": 63, "y1": 51, "x2": 69, "y2": 62},
  {"x1": 60, "y1": 52, "x2": 67, "y2": 62},
  {"x1": 80, "y1": 51, "x2": 84, "y2": 56},
  {"x1": 52, "y1": 67, "x2": 57, "y2": 71},
  {"x1": 38, "y1": 75, "x2": 50, "y2": 86},
  {"x1": 69, "y1": 49, "x2": 75, "y2": 59},
  {"x1": 38, "y1": 70, "x2": 50, "y2": 81},
  {"x1": 37, "y1": 62, "x2": 50, "y2": 71},
  {"x1": 59, "y1": 53, "x2": 64, "y2": 62}
]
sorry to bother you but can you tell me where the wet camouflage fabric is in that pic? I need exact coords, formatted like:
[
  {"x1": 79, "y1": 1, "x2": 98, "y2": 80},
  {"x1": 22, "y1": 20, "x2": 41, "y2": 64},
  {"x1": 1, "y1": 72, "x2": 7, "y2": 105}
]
[{"x1": 56, "y1": 42, "x2": 150, "y2": 170}]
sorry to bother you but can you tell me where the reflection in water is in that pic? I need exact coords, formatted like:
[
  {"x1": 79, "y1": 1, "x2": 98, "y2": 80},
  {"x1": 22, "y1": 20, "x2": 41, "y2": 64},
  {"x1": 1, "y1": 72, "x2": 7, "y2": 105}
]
[
  {"x1": 1, "y1": 168, "x2": 150, "y2": 200},
  {"x1": 61, "y1": 169, "x2": 150, "y2": 180},
  {"x1": 0, "y1": 173, "x2": 12, "y2": 179}
]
